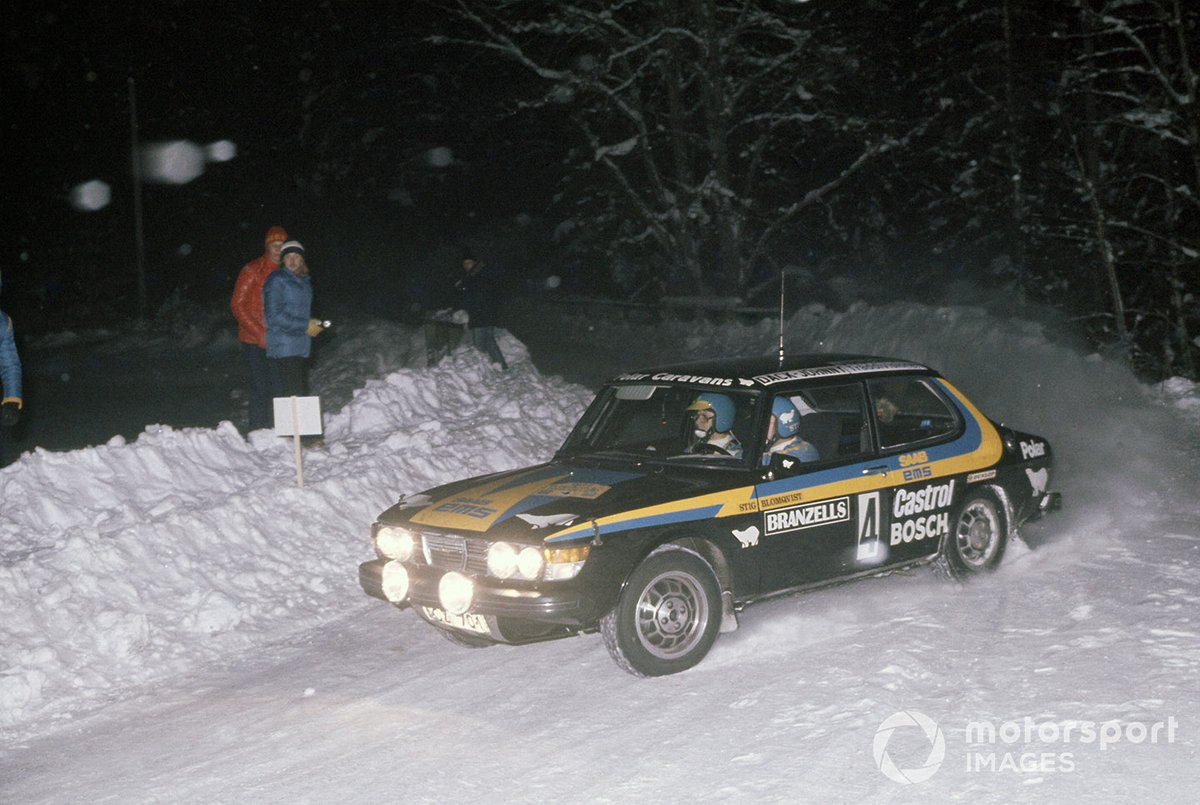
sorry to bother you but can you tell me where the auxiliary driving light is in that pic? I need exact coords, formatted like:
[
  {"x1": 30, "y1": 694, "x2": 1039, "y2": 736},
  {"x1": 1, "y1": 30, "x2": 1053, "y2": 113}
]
[
  {"x1": 380, "y1": 561, "x2": 410, "y2": 603},
  {"x1": 374, "y1": 525, "x2": 415, "y2": 561},
  {"x1": 438, "y1": 571, "x2": 474, "y2": 616}
]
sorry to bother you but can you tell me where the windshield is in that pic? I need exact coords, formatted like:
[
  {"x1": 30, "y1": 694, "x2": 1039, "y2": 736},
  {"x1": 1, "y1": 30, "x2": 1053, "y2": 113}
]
[{"x1": 560, "y1": 384, "x2": 761, "y2": 464}]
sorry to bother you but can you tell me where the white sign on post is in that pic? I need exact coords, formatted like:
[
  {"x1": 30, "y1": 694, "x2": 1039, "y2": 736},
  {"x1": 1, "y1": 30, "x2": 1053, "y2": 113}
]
[{"x1": 273, "y1": 396, "x2": 323, "y2": 487}]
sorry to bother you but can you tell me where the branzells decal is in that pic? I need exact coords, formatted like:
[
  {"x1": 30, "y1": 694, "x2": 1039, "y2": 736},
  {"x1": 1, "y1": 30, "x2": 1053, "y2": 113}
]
[
  {"x1": 765, "y1": 497, "x2": 850, "y2": 536},
  {"x1": 890, "y1": 479, "x2": 955, "y2": 546}
]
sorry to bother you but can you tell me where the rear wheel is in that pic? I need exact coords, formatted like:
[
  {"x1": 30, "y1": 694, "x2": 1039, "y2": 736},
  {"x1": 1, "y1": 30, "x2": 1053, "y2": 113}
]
[
  {"x1": 944, "y1": 492, "x2": 1007, "y2": 576},
  {"x1": 601, "y1": 548, "x2": 721, "y2": 677}
]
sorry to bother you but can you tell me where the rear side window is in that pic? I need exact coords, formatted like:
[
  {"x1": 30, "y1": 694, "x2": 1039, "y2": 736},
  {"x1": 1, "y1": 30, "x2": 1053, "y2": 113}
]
[
  {"x1": 867, "y1": 378, "x2": 961, "y2": 450},
  {"x1": 777, "y1": 382, "x2": 871, "y2": 462}
]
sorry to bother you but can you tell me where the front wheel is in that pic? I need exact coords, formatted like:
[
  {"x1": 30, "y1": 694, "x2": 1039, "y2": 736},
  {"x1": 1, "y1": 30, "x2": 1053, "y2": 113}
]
[
  {"x1": 943, "y1": 492, "x2": 1007, "y2": 576},
  {"x1": 600, "y1": 548, "x2": 722, "y2": 677}
]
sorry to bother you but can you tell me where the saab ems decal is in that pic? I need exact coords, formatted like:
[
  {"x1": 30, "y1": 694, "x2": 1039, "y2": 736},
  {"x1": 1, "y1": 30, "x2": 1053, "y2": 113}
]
[{"x1": 764, "y1": 497, "x2": 849, "y2": 536}]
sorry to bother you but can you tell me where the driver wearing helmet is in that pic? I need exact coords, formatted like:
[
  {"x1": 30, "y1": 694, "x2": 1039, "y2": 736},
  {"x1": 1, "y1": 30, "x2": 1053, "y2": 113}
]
[
  {"x1": 762, "y1": 396, "x2": 819, "y2": 465},
  {"x1": 685, "y1": 392, "x2": 743, "y2": 458}
]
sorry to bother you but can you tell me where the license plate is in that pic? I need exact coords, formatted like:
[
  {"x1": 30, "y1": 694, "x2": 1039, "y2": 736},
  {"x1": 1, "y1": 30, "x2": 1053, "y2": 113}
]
[{"x1": 422, "y1": 606, "x2": 490, "y2": 635}]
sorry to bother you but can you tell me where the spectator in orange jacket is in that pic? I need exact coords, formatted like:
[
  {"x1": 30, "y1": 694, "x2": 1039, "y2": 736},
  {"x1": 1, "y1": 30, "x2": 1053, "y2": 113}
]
[{"x1": 231, "y1": 225, "x2": 287, "y2": 432}]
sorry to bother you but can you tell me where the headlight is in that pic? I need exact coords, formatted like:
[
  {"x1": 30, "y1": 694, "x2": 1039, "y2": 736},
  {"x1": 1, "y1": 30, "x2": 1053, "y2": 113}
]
[
  {"x1": 439, "y1": 571, "x2": 474, "y2": 615},
  {"x1": 487, "y1": 542, "x2": 545, "y2": 580},
  {"x1": 380, "y1": 561, "x2": 410, "y2": 603},
  {"x1": 544, "y1": 545, "x2": 590, "y2": 581},
  {"x1": 487, "y1": 541, "x2": 518, "y2": 579},
  {"x1": 517, "y1": 546, "x2": 545, "y2": 580},
  {"x1": 374, "y1": 525, "x2": 415, "y2": 561}
]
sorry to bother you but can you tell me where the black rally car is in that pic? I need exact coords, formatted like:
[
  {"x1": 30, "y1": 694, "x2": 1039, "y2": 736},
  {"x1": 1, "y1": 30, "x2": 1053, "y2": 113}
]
[{"x1": 359, "y1": 354, "x2": 1060, "y2": 676}]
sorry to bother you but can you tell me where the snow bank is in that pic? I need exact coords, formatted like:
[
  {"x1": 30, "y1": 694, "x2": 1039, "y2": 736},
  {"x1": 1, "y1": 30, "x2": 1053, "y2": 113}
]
[
  {"x1": 0, "y1": 341, "x2": 590, "y2": 738},
  {"x1": 3, "y1": 299, "x2": 1197, "y2": 751}
]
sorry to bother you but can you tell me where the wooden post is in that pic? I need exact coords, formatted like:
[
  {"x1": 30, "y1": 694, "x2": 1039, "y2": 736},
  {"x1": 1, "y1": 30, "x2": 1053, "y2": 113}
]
[{"x1": 291, "y1": 396, "x2": 304, "y2": 488}]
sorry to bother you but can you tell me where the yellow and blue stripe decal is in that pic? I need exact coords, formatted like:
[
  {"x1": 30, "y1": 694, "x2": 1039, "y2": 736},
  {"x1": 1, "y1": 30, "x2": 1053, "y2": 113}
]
[
  {"x1": 545, "y1": 378, "x2": 1002, "y2": 544},
  {"x1": 409, "y1": 466, "x2": 643, "y2": 532}
]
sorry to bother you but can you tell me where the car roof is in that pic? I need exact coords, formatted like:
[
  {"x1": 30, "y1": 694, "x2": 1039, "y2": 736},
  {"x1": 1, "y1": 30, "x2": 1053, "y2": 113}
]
[{"x1": 606, "y1": 353, "x2": 937, "y2": 391}]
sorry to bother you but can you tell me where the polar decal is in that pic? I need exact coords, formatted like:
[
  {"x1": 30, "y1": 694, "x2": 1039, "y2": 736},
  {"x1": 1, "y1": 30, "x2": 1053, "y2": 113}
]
[
  {"x1": 764, "y1": 497, "x2": 850, "y2": 536},
  {"x1": 732, "y1": 525, "x2": 760, "y2": 548},
  {"x1": 1020, "y1": 440, "x2": 1047, "y2": 460},
  {"x1": 856, "y1": 491, "x2": 883, "y2": 561},
  {"x1": 889, "y1": 479, "x2": 955, "y2": 546}
]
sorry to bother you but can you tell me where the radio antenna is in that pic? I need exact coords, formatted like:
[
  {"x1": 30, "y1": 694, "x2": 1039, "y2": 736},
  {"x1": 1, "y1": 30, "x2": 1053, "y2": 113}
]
[{"x1": 777, "y1": 269, "x2": 786, "y2": 367}]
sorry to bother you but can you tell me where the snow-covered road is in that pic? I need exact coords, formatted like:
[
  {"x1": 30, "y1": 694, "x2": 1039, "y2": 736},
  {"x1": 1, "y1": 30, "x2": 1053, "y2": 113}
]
[{"x1": 2, "y1": 302, "x2": 1198, "y2": 802}]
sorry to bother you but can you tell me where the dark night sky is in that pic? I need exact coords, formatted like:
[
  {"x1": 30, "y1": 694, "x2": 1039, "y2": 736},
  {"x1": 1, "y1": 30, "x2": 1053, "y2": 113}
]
[{"x1": 2, "y1": 1, "x2": 553, "y2": 330}]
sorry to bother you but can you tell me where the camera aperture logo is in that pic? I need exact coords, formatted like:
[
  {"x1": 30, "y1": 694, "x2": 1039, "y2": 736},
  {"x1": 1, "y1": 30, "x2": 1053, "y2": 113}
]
[
  {"x1": 873, "y1": 711, "x2": 1180, "y2": 783},
  {"x1": 873, "y1": 710, "x2": 946, "y2": 784}
]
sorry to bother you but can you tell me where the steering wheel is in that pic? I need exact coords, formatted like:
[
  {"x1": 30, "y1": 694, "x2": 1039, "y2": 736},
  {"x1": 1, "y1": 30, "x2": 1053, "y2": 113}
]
[{"x1": 694, "y1": 442, "x2": 732, "y2": 456}]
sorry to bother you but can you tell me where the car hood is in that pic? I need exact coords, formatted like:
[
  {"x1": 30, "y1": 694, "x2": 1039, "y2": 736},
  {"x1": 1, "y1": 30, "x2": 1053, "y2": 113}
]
[{"x1": 382, "y1": 460, "x2": 743, "y2": 544}]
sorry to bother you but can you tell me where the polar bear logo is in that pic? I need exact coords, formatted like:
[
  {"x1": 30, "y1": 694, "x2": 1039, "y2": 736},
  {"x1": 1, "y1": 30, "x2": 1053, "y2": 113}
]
[
  {"x1": 1025, "y1": 467, "x2": 1048, "y2": 496},
  {"x1": 732, "y1": 525, "x2": 760, "y2": 548}
]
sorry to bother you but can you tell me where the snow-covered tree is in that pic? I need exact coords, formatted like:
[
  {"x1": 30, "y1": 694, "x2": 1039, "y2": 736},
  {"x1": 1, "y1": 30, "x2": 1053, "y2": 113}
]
[{"x1": 440, "y1": 0, "x2": 900, "y2": 299}]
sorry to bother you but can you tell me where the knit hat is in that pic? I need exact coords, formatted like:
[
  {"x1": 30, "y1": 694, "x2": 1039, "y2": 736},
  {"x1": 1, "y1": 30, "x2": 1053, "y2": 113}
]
[
  {"x1": 279, "y1": 240, "x2": 305, "y2": 258},
  {"x1": 264, "y1": 226, "x2": 288, "y2": 246}
]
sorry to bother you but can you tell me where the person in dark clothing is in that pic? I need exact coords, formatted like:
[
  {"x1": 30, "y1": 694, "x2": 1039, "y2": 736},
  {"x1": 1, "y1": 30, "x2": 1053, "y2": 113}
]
[
  {"x1": 1, "y1": 270, "x2": 24, "y2": 467},
  {"x1": 456, "y1": 251, "x2": 508, "y2": 370},
  {"x1": 231, "y1": 225, "x2": 288, "y2": 431}
]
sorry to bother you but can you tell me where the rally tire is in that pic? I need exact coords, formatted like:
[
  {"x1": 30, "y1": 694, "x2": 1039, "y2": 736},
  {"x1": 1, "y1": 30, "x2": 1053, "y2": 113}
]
[
  {"x1": 600, "y1": 548, "x2": 722, "y2": 677},
  {"x1": 943, "y1": 491, "x2": 1007, "y2": 576}
]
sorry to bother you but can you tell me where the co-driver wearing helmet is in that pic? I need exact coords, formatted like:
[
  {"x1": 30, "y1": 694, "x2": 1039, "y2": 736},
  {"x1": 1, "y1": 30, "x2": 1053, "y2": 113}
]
[
  {"x1": 685, "y1": 392, "x2": 743, "y2": 458},
  {"x1": 762, "y1": 396, "x2": 819, "y2": 465}
]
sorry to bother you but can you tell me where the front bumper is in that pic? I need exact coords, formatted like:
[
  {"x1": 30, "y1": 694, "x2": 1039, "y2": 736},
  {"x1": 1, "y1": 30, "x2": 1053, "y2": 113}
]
[{"x1": 358, "y1": 559, "x2": 592, "y2": 625}]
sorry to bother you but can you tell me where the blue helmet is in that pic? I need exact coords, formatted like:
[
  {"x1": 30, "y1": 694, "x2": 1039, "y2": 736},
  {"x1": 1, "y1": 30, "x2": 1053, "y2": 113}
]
[
  {"x1": 687, "y1": 392, "x2": 736, "y2": 432},
  {"x1": 771, "y1": 396, "x2": 801, "y2": 438}
]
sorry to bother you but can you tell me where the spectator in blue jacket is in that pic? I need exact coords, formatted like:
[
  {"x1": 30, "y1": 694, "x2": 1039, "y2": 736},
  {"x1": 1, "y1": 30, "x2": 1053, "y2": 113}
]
[
  {"x1": 263, "y1": 241, "x2": 325, "y2": 398},
  {"x1": 1, "y1": 270, "x2": 24, "y2": 466}
]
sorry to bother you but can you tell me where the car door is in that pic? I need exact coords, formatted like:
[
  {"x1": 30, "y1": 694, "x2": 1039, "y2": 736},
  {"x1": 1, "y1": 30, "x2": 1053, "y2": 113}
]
[
  {"x1": 750, "y1": 380, "x2": 875, "y2": 591},
  {"x1": 862, "y1": 376, "x2": 967, "y2": 568}
]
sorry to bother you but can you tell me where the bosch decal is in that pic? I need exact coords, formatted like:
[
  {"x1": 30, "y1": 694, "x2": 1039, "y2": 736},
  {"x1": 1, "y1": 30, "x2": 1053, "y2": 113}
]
[
  {"x1": 765, "y1": 497, "x2": 850, "y2": 536},
  {"x1": 890, "y1": 512, "x2": 950, "y2": 545}
]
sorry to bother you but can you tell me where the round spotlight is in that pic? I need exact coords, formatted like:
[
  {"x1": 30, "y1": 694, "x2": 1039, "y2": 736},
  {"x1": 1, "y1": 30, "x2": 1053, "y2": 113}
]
[
  {"x1": 438, "y1": 572, "x2": 474, "y2": 616},
  {"x1": 380, "y1": 561, "x2": 410, "y2": 603},
  {"x1": 487, "y1": 542, "x2": 518, "y2": 579},
  {"x1": 375, "y1": 526, "x2": 415, "y2": 561},
  {"x1": 517, "y1": 546, "x2": 545, "y2": 580}
]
